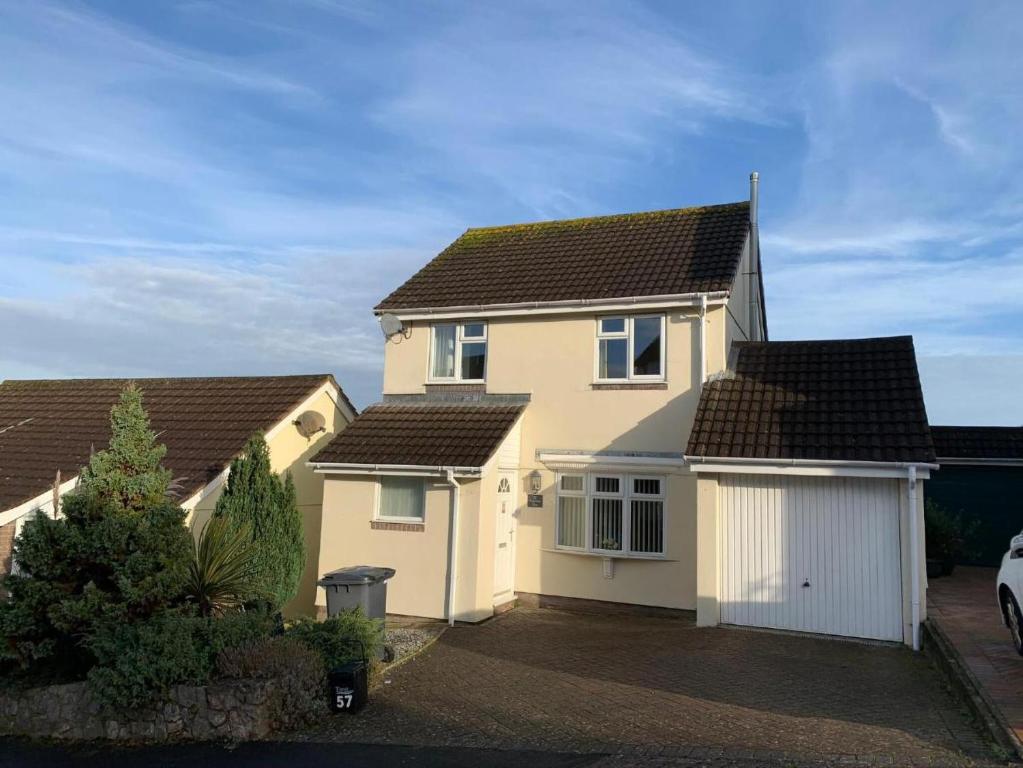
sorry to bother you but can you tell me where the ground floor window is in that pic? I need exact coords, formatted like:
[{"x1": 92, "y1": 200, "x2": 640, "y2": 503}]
[
  {"x1": 556, "y1": 473, "x2": 665, "y2": 556},
  {"x1": 377, "y1": 476, "x2": 426, "y2": 522}
]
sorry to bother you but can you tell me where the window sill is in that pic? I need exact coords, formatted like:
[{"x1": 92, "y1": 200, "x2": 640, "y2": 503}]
[
  {"x1": 544, "y1": 547, "x2": 671, "y2": 561},
  {"x1": 371, "y1": 520, "x2": 425, "y2": 532},
  {"x1": 591, "y1": 382, "x2": 667, "y2": 390}
]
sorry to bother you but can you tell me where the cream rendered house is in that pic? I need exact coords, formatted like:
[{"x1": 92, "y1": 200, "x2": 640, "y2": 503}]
[
  {"x1": 0, "y1": 374, "x2": 355, "y2": 617},
  {"x1": 313, "y1": 174, "x2": 936, "y2": 648}
]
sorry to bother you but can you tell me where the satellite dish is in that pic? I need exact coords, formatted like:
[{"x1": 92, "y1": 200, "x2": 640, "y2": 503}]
[{"x1": 379, "y1": 313, "x2": 404, "y2": 338}]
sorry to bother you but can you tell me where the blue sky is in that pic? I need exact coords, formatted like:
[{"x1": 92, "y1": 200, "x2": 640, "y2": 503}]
[{"x1": 1, "y1": 1, "x2": 1021, "y2": 423}]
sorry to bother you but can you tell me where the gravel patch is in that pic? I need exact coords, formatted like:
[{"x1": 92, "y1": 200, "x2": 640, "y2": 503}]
[{"x1": 384, "y1": 625, "x2": 445, "y2": 664}]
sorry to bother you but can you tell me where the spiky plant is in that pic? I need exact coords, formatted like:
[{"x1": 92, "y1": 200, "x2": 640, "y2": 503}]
[{"x1": 184, "y1": 515, "x2": 255, "y2": 618}]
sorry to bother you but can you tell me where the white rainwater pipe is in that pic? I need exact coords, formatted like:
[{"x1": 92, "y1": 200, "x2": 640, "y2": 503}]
[
  {"x1": 698, "y1": 293, "x2": 708, "y2": 388},
  {"x1": 908, "y1": 464, "x2": 921, "y2": 650},
  {"x1": 445, "y1": 469, "x2": 461, "y2": 627}
]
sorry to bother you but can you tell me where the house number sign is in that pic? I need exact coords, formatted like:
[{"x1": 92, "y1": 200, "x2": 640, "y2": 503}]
[{"x1": 527, "y1": 494, "x2": 543, "y2": 508}]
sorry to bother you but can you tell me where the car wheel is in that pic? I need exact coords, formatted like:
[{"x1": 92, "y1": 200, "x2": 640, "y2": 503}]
[{"x1": 1006, "y1": 592, "x2": 1023, "y2": 656}]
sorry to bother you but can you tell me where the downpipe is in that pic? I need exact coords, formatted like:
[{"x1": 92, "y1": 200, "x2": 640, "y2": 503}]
[
  {"x1": 445, "y1": 469, "x2": 461, "y2": 627},
  {"x1": 908, "y1": 465, "x2": 921, "y2": 650}
]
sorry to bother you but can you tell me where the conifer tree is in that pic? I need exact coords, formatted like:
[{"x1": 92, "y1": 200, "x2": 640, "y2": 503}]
[
  {"x1": 214, "y1": 433, "x2": 304, "y2": 611},
  {"x1": 79, "y1": 384, "x2": 173, "y2": 514}
]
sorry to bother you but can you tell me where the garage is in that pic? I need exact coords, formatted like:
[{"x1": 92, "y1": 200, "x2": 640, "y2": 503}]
[
  {"x1": 685, "y1": 336, "x2": 937, "y2": 648},
  {"x1": 719, "y1": 474, "x2": 903, "y2": 641}
]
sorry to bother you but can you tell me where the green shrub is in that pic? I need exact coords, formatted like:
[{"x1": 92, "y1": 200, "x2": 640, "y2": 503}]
[
  {"x1": 286, "y1": 609, "x2": 383, "y2": 669},
  {"x1": 214, "y1": 434, "x2": 304, "y2": 611},
  {"x1": 0, "y1": 496, "x2": 192, "y2": 677},
  {"x1": 925, "y1": 498, "x2": 979, "y2": 565},
  {"x1": 217, "y1": 636, "x2": 325, "y2": 729},
  {"x1": 85, "y1": 610, "x2": 274, "y2": 710},
  {"x1": 184, "y1": 515, "x2": 256, "y2": 617},
  {"x1": 0, "y1": 386, "x2": 193, "y2": 679}
]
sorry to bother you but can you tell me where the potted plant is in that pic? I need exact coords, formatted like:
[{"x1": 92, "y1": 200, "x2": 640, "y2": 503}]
[{"x1": 925, "y1": 499, "x2": 978, "y2": 577}]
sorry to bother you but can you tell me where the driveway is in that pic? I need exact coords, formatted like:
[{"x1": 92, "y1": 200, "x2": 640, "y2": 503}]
[
  {"x1": 298, "y1": 607, "x2": 997, "y2": 766},
  {"x1": 929, "y1": 566, "x2": 1023, "y2": 755}
]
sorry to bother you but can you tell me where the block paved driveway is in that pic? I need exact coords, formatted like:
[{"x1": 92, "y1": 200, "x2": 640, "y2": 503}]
[{"x1": 297, "y1": 608, "x2": 998, "y2": 767}]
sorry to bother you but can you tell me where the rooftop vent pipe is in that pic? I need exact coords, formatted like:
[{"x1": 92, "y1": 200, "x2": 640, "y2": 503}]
[{"x1": 748, "y1": 172, "x2": 761, "y2": 339}]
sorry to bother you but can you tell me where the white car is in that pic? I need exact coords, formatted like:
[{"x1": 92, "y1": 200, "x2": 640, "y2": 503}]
[{"x1": 997, "y1": 531, "x2": 1023, "y2": 655}]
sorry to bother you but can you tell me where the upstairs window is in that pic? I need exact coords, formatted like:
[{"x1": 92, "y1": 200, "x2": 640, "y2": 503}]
[
  {"x1": 596, "y1": 315, "x2": 664, "y2": 382},
  {"x1": 430, "y1": 322, "x2": 487, "y2": 382}
]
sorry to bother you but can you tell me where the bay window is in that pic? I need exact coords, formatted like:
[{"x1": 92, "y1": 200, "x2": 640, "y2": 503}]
[
  {"x1": 556, "y1": 472, "x2": 665, "y2": 556},
  {"x1": 430, "y1": 322, "x2": 487, "y2": 382},
  {"x1": 596, "y1": 315, "x2": 664, "y2": 382}
]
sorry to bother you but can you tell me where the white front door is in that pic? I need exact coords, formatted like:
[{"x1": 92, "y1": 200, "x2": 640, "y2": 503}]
[
  {"x1": 719, "y1": 474, "x2": 904, "y2": 642},
  {"x1": 493, "y1": 472, "x2": 516, "y2": 601}
]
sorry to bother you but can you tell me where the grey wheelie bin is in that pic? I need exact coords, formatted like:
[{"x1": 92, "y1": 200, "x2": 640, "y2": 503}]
[{"x1": 318, "y1": 566, "x2": 396, "y2": 620}]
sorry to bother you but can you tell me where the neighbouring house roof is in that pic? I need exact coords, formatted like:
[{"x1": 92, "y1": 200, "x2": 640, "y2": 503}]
[
  {"x1": 686, "y1": 336, "x2": 936, "y2": 464},
  {"x1": 375, "y1": 202, "x2": 751, "y2": 311},
  {"x1": 0, "y1": 374, "x2": 353, "y2": 513},
  {"x1": 930, "y1": 426, "x2": 1023, "y2": 462},
  {"x1": 311, "y1": 403, "x2": 524, "y2": 469}
]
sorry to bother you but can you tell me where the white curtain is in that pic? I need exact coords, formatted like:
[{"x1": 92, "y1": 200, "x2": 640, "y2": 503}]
[
  {"x1": 380, "y1": 477, "x2": 424, "y2": 520},
  {"x1": 432, "y1": 325, "x2": 456, "y2": 378}
]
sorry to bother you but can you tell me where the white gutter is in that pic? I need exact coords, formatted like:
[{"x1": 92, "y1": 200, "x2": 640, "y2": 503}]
[
  {"x1": 444, "y1": 469, "x2": 461, "y2": 627},
  {"x1": 538, "y1": 451, "x2": 686, "y2": 470},
  {"x1": 0, "y1": 475, "x2": 79, "y2": 528},
  {"x1": 309, "y1": 462, "x2": 482, "y2": 477},
  {"x1": 698, "y1": 294, "x2": 708, "y2": 387},
  {"x1": 379, "y1": 291, "x2": 730, "y2": 322},
  {"x1": 908, "y1": 465, "x2": 921, "y2": 651},
  {"x1": 686, "y1": 456, "x2": 939, "y2": 471}
]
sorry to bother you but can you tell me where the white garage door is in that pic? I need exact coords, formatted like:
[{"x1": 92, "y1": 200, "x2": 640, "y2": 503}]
[{"x1": 719, "y1": 474, "x2": 903, "y2": 642}]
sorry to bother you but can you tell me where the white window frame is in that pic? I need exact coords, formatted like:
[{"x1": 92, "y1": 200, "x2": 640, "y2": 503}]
[
  {"x1": 594, "y1": 314, "x2": 666, "y2": 383},
  {"x1": 428, "y1": 321, "x2": 488, "y2": 383},
  {"x1": 555, "y1": 473, "x2": 587, "y2": 551},
  {"x1": 554, "y1": 471, "x2": 666, "y2": 558},
  {"x1": 375, "y1": 476, "x2": 427, "y2": 523}
]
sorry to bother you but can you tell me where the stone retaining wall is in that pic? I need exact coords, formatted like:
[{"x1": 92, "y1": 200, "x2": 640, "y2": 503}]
[{"x1": 0, "y1": 679, "x2": 280, "y2": 741}]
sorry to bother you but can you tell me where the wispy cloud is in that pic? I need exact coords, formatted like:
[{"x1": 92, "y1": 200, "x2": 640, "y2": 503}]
[{"x1": 0, "y1": 1, "x2": 1021, "y2": 423}]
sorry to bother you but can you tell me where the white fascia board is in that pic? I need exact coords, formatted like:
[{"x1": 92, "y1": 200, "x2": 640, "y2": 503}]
[
  {"x1": 0, "y1": 476, "x2": 80, "y2": 527},
  {"x1": 310, "y1": 462, "x2": 482, "y2": 478},
  {"x1": 935, "y1": 457, "x2": 1023, "y2": 468},
  {"x1": 381, "y1": 291, "x2": 730, "y2": 322},
  {"x1": 538, "y1": 452, "x2": 687, "y2": 474},
  {"x1": 686, "y1": 457, "x2": 934, "y2": 480},
  {"x1": 182, "y1": 377, "x2": 347, "y2": 511}
]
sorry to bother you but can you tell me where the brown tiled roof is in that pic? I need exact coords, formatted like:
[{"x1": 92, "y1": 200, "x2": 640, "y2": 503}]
[
  {"x1": 0, "y1": 375, "x2": 351, "y2": 512},
  {"x1": 312, "y1": 403, "x2": 524, "y2": 468},
  {"x1": 931, "y1": 426, "x2": 1023, "y2": 461},
  {"x1": 376, "y1": 202, "x2": 750, "y2": 311},
  {"x1": 686, "y1": 336, "x2": 935, "y2": 463}
]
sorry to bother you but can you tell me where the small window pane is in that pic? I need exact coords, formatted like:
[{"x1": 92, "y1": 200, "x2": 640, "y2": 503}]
[
  {"x1": 633, "y1": 478, "x2": 661, "y2": 496},
  {"x1": 432, "y1": 325, "x2": 456, "y2": 378},
  {"x1": 630, "y1": 499, "x2": 664, "y2": 554},
  {"x1": 461, "y1": 341, "x2": 486, "y2": 380},
  {"x1": 462, "y1": 322, "x2": 485, "y2": 339},
  {"x1": 594, "y1": 476, "x2": 620, "y2": 494},
  {"x1": 598, "y1": 338, "x2": 628, "y2": 379},
  {"x1": 592, "y1": 497, "x2": 623, "y2": 550},
  {"x1": 557, "y1": 496, "x2": 586, "y2": 548},
  {"x1": 559, "y1": 475, "x2": 584, "y2": 493},
  {"x1": 599, "y1": 317, "x2": 625, "y2": 334},
  {"x1": 633, "y1": 317, "x2": 662, "y2": 376},
  {"x1": 380, "y1": 477, "x2": 425, "y2": 520}
]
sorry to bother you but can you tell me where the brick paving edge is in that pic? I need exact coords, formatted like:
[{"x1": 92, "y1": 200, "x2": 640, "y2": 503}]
[{"x1": 924, "y1": 618, "x2": 1023, "y2": 761}]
